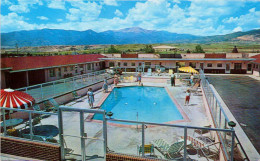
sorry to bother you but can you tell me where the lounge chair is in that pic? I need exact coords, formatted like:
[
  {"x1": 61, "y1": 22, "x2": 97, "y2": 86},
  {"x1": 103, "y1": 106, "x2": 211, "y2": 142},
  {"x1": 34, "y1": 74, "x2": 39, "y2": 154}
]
[
  {"x1": 47, "y1": 98, "x2": 60, "y2": 112},
  {"x1": 72, "y1": 91, "x2": 81, "y2": 100},
  {"x1": 188, "y1": 79, "x2": 201, "y2": 95},
  {"x1": 193, "y1": 125, "x2": 215, "y2": 144},
  {"x1": 137, "y1": 144, "x2": 155, "y2": 156},
  {"x1": 151, "y1": 139, "x2": 184, "y2": 159},
  {"x1": 182, "y1": 136, "x2": 220, "y2": 160}
]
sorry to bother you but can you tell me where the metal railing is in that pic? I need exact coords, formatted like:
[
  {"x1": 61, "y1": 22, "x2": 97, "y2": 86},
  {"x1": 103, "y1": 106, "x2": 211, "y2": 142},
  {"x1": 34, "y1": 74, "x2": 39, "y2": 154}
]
[
  {"x1": 16, "y1": 70, "x2": 112, "y2": 103},
  {"x1": 1, "y1": 106, "x2": 235, "y2": 161},
  {"x1": 200, "y1": 69, "x2": 249, "y2": 161},
  {"x1": 1, "y1": 107, "x2": 58, "y2": 143}
]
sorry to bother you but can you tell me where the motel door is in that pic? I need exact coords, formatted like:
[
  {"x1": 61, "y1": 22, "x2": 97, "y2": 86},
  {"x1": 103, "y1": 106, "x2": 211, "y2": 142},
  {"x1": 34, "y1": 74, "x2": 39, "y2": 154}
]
[
  {"x1": 200, "y1": 63, "x2": 204, "y2": 70},
  {"x1": 58, "y1": 107, "x2": 107, "y2": 161},
  {"x1": 225, "y1": 63, "x2": 231, "y2": 73}
]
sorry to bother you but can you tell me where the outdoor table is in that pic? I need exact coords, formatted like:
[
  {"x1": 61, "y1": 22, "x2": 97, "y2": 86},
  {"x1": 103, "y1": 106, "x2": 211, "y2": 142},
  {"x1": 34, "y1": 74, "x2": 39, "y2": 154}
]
[{"x1": 1, "y1": 118, "x2": 24, "y2": 127}]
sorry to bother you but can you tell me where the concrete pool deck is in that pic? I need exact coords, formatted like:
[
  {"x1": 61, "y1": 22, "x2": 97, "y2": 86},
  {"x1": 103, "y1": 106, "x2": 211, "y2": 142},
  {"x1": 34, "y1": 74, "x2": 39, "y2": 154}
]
[
  {"x1": 9, "y1": 75, "x2": 257, "y2": 160},
  {"x1": 30, "y1": 79, "x2": 218, "y2": 160}
]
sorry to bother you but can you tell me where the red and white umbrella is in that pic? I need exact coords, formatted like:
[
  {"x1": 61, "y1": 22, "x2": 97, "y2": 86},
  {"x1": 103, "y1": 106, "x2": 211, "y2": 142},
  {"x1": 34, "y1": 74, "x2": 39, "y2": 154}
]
[{"x1": 0, "y1": 89, "x2": 35, "y2": 109}]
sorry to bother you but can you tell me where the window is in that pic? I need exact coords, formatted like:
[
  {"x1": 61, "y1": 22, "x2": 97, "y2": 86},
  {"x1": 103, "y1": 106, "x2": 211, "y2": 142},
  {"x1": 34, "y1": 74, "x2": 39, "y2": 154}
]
[
  {"x1": 64, "y1": 67, "x2": 68, "y2": 72},
  {"x1": 217, "y1": 63, "x2": 222, "y2": 67},
  {"x1": 253, "y1": 64, "x2": 255, "y2": 68},
  {"x1": 189, "y1": 62, "x2": 196, "y2": 68},
  {"x1": 123, "y1": 62, "x2": 127, "y2": 66},
  {"x1": 87, "y1": 64, "x2": 91, "y2": 70},
  {"x1": 118, "y1": 62, "x2": 121, "y2": 67},
  {"x1": 145, "y1": 62, "x2": 151, "y2": 66},
  {"x1": 176, "y1": 62, "x2": 185, "y2": 67},
  {"x1": 256, "y1": 65, "x2": 259, "y2": 69},
  {"x1": 234, "y1": 63, "x2": 242, "y2": 70},
  {"x1": 139, "y1": 63, "x2": 142, "y2": 66},
  {"x1": 109, "y1": 62, "x2": 115, "y2": 67},
  {"x1": 58, "y1": 68, "x2": 61, "y2": 77},
  {"x1": 247, "y1": 64, "x2": 252, "y2": 71},
  {"x1": 49, "y1": 69, "x2": 55, "y2": 77},
  {"x1": 131, "y1": 62, "x2": 135, "y2": 66},
  {"x1": 207, "y1": 63, "x2": 212, "y2": 67}
]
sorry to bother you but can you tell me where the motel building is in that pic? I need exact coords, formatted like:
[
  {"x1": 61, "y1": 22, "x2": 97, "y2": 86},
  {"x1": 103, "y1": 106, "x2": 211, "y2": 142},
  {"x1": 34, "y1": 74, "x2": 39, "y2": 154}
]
[
  {"x1": 1, "y1": 53, "x2": 259, "y2": 90},
  {"x1": 250, "y1": 54, "x2": 260, "y2": 76},
  {"x1": 101, "y1": 53, "x2": 256, "y2": 74},
  {"x1": 1, "y1": 54, "x2": 106, "y2": 89}
]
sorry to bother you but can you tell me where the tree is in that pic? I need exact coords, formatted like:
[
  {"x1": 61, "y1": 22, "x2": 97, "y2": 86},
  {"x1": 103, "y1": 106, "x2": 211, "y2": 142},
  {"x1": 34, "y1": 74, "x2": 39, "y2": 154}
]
[
  {"x1": 144, "y1": 45, "x2": 155, "y2": 53},
  {"x1": 107, "y1": 45, "x2": 120, "y2": 53},
  {"x1": 194, "y1": 45, "x2": 205, "y2": 53}
]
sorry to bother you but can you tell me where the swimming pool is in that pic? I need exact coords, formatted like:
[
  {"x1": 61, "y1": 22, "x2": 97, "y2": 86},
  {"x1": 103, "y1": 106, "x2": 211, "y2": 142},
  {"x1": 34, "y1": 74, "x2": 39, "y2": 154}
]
[{"x1": 93, "y1": 86, "x2": 183, "y2": 123}]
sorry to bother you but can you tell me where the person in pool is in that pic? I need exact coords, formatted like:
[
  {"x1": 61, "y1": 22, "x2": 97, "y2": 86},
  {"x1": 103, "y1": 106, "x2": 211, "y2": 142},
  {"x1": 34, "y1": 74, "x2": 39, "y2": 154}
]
[
  {"x1": 137, "y1": 72, "x2": 142, "y2": 85},
  {"x1": 87, "y1": 88, "x2": 94, "y2": 108},
  {"x1": 114, "y1": 74, "x2": 119, "y2": 86}
]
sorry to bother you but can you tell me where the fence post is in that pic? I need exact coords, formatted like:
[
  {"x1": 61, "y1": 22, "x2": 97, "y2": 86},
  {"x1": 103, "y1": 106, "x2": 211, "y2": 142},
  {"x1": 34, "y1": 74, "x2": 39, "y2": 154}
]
[
  {"x1": 183, "y1": 127, "x2": 187, "y2": 161},
  {"x1": 2, "y1": 109, "x2": 6, "y2": 136},
  {"x1": 142, "y1": 123, "x2": 145, "y2": 157},
  {"x1": 53, "y1": 82, "x2": 55, "y2": 96},
  {"x1": 29, "y1": 112, "x2": 33, "y2": 140},
  {"x1": 103, "y1": 114, "x2": 107, "y2": 160},
  {"x1": 40, "y1": 84, "x2": 43, "y2": 100},
  {"x1": 58, "y1": 109, "x2": 65, "y2": 160},
  {"x1": 230, "y1": 130, "x2": 235, "y2": 161},
  {"x1": 80, "y1": 111, "x2": 86, "y2": 161}
]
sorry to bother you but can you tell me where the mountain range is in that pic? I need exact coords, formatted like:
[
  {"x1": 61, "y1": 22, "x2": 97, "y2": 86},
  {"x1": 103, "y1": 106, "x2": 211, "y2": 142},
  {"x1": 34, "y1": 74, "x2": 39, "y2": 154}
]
[{"x1": 1, "y1": 27, "x2": 260, "y2": 47}]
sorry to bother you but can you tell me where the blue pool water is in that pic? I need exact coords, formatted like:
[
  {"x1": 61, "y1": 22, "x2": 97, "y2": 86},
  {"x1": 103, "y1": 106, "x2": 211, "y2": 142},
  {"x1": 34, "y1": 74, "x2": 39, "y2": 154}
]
[{"x1": 93, "y1": 86, "x2": 183, "y2": 123}]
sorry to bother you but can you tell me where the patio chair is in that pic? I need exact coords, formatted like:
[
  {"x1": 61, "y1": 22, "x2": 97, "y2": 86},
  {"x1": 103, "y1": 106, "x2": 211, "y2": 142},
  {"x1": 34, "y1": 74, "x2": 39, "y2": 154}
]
[
  {"x1": 72, "y1": 91, "x2": 81, "y2": 100},
  {"x1": 151, "y1": 139, "x2": 184, "y2": 159},
  {"x1": 193, "y1": 125, "x2": 215, "y2": 144},
  {"x1": 182, "y1": 136, "x2": 220, "y2": 160},
  {"x1": 47, "y1": 98, "x2": 60, "y2": 112},
  {"x1": 137, "y1": 144, "x2": 155, "y2": 156}
]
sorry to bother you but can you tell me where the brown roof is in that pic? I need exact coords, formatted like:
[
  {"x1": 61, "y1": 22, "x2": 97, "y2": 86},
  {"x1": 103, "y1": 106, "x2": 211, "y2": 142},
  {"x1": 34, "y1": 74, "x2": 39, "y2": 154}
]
[
  {"x1": 1, "y1": 54, "x2": 105, "y2": 71},
  {"x1": 251, "y1": 54, "x2": 260, "y2": 64},
  {"x1": 204, "y1": 54, "x2": 226, "y2": 58}
]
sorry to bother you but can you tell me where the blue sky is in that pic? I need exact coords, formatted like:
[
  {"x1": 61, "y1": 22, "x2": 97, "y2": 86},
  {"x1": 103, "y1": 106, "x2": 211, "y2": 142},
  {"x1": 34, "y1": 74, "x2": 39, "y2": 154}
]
[{"x1": 1, "y1": 0, "x2": 260, "y2": 36}]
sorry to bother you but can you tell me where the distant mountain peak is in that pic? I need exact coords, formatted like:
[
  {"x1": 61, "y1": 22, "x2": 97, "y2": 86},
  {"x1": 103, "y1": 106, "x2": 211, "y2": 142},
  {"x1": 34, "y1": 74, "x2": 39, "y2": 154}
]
[{"x1": 117, "y1": 27, "x2": 152, "y2": 33}]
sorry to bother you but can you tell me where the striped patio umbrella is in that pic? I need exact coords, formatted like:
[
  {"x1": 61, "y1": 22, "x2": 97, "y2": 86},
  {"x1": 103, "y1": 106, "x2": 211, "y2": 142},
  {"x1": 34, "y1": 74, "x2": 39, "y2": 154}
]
[
  {"x1": 178, "y1": 66, "x2": 199, "y2": 74},
  {"x1": 0, "y1": 89, "x2": 35, "y2": 109}
]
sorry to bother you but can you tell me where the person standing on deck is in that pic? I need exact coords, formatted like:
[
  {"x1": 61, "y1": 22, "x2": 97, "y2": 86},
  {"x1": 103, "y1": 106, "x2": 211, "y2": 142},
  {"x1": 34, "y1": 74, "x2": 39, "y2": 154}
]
[
  {"x1": 171, "y1": 71, "x2": 176, "y2": 87},
  {"x1": 87, "y1": 88, "x2": 94, "y2": 108},
  {"x1": 185, "y1": 89, "x2": 191, "y2": 105},
  {"x1": 103, "y1": 77, "x2": 108, "y2": 93},
  {"x1": 190, "y1": 73, "x2": 194, "y2": 86}
]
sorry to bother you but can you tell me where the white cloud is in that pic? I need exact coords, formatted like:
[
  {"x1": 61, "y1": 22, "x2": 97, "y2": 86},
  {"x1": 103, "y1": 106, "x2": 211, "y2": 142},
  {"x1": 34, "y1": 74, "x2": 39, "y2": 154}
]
[
  {"x1": 9, "y1": 0, "x2": 43, "y2": 13},
  {"x1": 57, "y1": 19, "x2": 63, "y2": 22},
  {"x1": 223, "y1": 8, "x2": 260, "y2": 31},
  {"x1": 47, "y1": 0, "x2": 65, "y2": 10},
  {"x1": 66, "y1": 1, "x2": 102, "y2": 21},
  {"x1": 114, "y1": 9, "x2": 123, "y2": 17},
  {"x1": 233, "y1": 26, "x2": 243, "y2": 32},
  {"x1": 173, "y1": 0, "x2": 180, "y2": 4},
  {"x1": 103, "y1": 0, "x2": 118, "y2": 6},
  {"x1": 1, "y1": 13, "x2": 41, "y2": 32},
  {"x1": 2, "y1": 0, "x2": 12, "y2": 5},
  {"x1": 249, "y1": 8, "x2": 255, "y2": 13},
  {"x1": 37, "y1": 16, "x2": 49, "y2": 20}
]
